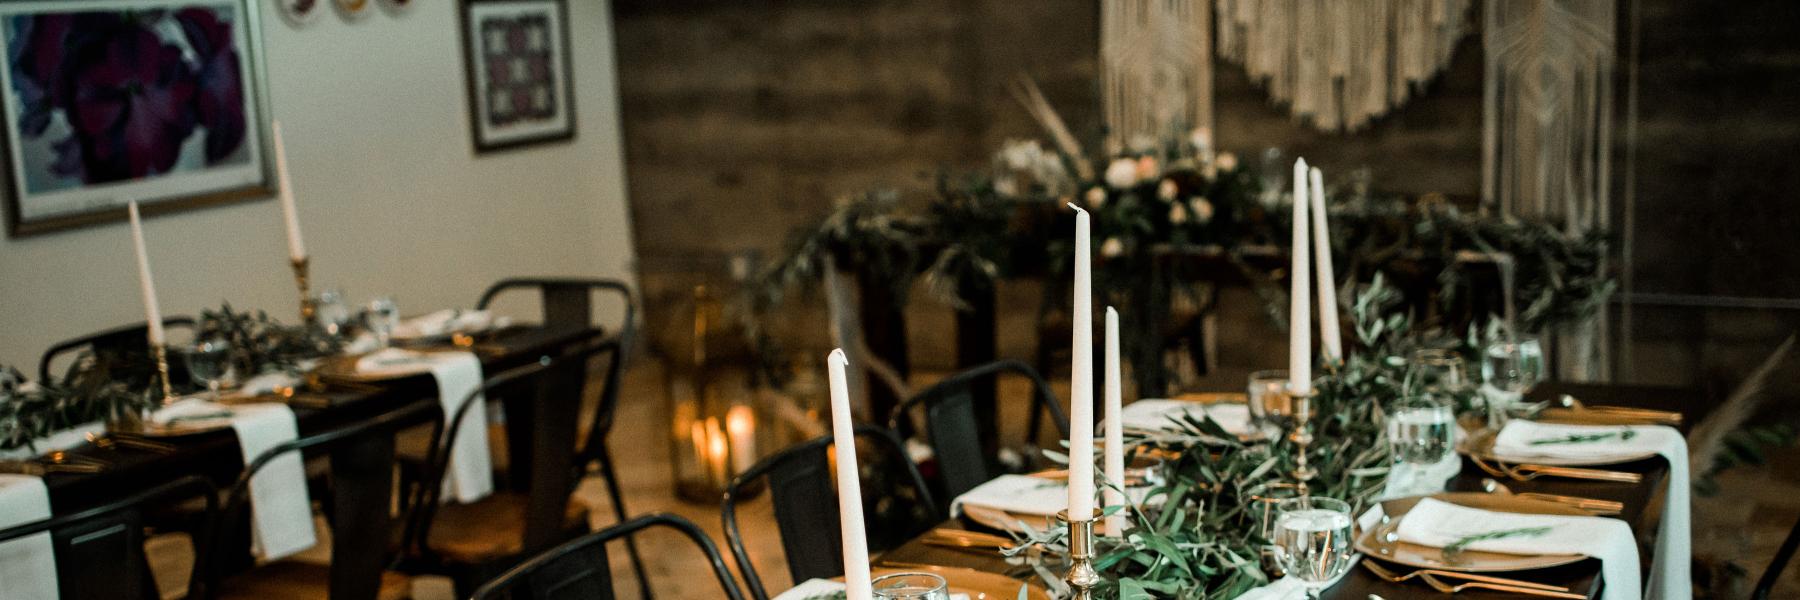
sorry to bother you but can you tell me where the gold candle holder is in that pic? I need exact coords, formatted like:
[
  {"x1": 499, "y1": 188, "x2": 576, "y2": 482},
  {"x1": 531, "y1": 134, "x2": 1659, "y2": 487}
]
[
  {"x1": 1287, "y1": 387, "x2": 1318, "y2": 497},
  {"x1": 1058, "y1": 509, "x2": 1102, "y2": 600},
  {"x1": 290, "y1": 256, "x2": 314, "y2": 323},
  {"x1": 151, "y1": 343, "x2": 176, "y2": 404}
]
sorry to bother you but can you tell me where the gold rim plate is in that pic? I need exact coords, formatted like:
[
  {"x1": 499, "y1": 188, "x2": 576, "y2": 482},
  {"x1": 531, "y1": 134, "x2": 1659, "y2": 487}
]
[
  {"x1": 858, "y1": 566, "x2": 1052, "y2": 600},
  {"x1": 1460, "y1": 428, "x2": 1659, "y2": 467},
  {"x1": 1355, "y1": 492, "x2": 1590, "y2": 573}
]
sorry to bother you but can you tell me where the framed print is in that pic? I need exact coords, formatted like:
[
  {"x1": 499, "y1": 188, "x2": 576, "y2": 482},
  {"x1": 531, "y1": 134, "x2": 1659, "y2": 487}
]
[
  {"x1": 459, "y1": 0, "x2": 574, "y2": 153},
  {"x1": 0, "y1": 0, "x2": 275, "y2": 236}
]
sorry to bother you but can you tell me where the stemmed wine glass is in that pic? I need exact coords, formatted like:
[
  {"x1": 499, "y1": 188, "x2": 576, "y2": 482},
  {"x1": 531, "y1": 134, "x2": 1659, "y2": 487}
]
[
  {"x1": 1481, "y1": 337, "x2": 1545, "y2": 425},
  {"x1": 871, "y1": 572, "x2": 950, "y2": 600},
  {"x1": 1404, "y1": 348, "x2": 1469, "y2": 396},
  {"x1": 179, "y1": 338, "x2": 233, "y2": 401},
  {"x1": 310, "y1": 289, "x2": 353, "y2": 336},
  {"x1": 1272, "y1": 496, "x2": 1355, "y2": 597},
  {"x1": 366, "y1": 297, "x2": 400, "y2": 348},
  {"x1": 1386, "y1": 391, "x2": 1456, "y2": 496}
]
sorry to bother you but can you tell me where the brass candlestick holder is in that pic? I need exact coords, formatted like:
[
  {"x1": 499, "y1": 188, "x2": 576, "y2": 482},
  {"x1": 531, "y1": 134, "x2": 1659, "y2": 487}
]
[
  {"x1": 151, "y1": 343, "x2": 176, "y2": 404},
  {"x1": 1058, "y1": 509, "x2": 1102, "y2": 600},
  {"x1": 1287, "y1": 386, "x2": 1318, "y2": 497},
  {"x1": 290, "y1": 256, "x2": 315, "y2": 323}
]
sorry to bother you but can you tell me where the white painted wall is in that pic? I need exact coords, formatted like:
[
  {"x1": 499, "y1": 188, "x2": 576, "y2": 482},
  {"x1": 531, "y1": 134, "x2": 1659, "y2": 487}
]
[{"x1": 0, "y1": 1, "x2": 637, "y2": 370}]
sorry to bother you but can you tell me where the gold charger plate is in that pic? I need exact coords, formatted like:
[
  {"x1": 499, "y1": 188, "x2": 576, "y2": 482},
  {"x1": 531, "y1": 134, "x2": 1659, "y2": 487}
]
[
  {"x1": 1356, "y1": 493, "x2": 1589, "y2": 573},
  {"x1": 1460, "y1": 428, "x2": 1659, "y2": 467},
  {"x1": 857, "y1": 566, "x2": 1051, "y2": 600}
]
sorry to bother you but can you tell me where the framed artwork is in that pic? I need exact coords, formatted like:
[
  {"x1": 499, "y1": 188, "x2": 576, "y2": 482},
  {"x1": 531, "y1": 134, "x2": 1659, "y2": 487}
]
[
  {"x1": 459, "y1": 0, "x2": 573, "y2": 153},
  {"x1": 0, "y1": 0, "x2": 274, "y2": 236}
]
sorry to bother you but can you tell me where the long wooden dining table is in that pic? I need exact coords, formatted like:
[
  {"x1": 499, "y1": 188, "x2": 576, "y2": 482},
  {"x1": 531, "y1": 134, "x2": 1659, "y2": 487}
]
[
  {"x1": 881, "y1": 382, "x2": 1701, "y2": 599},
  {"x1": 30, "y1": 324, "x2": 600, "y2": 600}
]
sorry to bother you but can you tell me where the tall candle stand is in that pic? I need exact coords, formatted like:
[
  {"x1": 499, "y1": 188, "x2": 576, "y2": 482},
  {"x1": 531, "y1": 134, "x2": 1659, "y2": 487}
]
[
  {"x1": 1059, "y1": 510, "x2": 1102, "y2": 600},
  {"x1": 290, "y1": 256, "x2": 315, "y2": 324},
  {"x1": 1287, "y1": 387, "x2": 1318, "y2": 497}
]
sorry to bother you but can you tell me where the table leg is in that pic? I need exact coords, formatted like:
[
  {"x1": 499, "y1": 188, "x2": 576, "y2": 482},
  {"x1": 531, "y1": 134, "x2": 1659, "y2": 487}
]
[
  {"x1": 522, "y1": 364, "x2": 581, "y2": 552},
  {"x1": 331, "y1": 432, "x2": 396, "y2": 600}
]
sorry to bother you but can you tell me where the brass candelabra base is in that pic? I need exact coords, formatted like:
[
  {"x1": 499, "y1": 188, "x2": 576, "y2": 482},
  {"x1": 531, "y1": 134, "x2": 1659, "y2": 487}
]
[
  {"x1": 290, "y1": 257, "x2": 314, "y2": 324},
  {"x1": 1058, "y1": 509, "x2": 1103, "y2": 600},
  {"x1": 1287, "y1": 387, "x2": 1318, "y2": 497}
]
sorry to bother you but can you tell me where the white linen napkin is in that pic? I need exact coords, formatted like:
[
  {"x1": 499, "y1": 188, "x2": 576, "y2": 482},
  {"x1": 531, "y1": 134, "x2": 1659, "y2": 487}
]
[
  {"x1": 1117, "y1": 399, "x2": 1253, "y2": 437},
  {"x1": 1491, "y1": 420, "x2": 1689, "y2": 600},
  {"x1": 950, "y1": 474, "x2": 1150, "y2": 519},
  {"x1": 0, "y1": 475, "x2": 58, "y2": 600},
  {"x1": 355, "y1": 349, "x2": 494, "y2": 503},
  {"x1": 392, "y1": 309, "x2": 502, "y2": 341},
  {"x1": 1230, "y1": 507, "x2": 1380, "y2": 600},
  {"x1": 156, "y1": 399, "x2": 316, "y2": 561},
  {"x1": 0, "y1": 421, "x2": 106, "y2": 460},
  {"x1": 232, "y1": 371, "x2": 300, "y2": 398},
  {"x1": 773, "y1": 579, "x2": 971, "y2": 600},
  {"x1": 1396, "y1": 497, "x2": 1639, "y2": 600}
]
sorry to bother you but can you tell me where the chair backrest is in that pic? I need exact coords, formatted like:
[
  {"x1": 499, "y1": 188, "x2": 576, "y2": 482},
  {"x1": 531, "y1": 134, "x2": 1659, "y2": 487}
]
[
  {"x1": 471, "y1": 512, "x2": 744, "y2": 600},
  {"x1": 1754, "y1": 514, "x2": 1800, "y2": 599},
  {"x1": 0, "y1": 475, "x2": 216, "y2": 600},
  {"x1": 39, "y1": 317, "x2": 198, "y2": 384},
  {"x1": 200, "y1": 399, "x2": 442, "y2": 599},
  {"x1": 722, "y1": 425, "x2": 938, "y2": 600},
  {"x1": 888, "y1": 359, "x2": 1071, "y2": 500},
  {"x1": 573, "y1": 338, "x2": 626, "y2": 472},
  {"x1": 475, "y1": 277, "x2": 635, "y2": 338}
]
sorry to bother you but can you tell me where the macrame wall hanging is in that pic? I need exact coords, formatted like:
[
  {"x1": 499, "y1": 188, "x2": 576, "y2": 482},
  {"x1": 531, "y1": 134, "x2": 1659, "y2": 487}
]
[
  {"x1": 1481, "y1": 0, "x2": 1617, "y2": 381},
  {"x1": 1100, "y1": 0, "x2": 1213, "y2": 153},
  {"x1": 1213, "y1": 0, "x2": 1473, "y2": 132}
]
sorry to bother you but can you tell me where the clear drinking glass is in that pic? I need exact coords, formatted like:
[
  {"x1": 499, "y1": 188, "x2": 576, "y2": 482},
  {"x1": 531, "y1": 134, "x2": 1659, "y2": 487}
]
[
  {"x1": 1247, "y1": 369, "x2": 1292, "y2": 438},
  {"x1": 180, "y1": 338, "x2": 233, "y2": 400},
  {"x1": 1481, "y1": 338, "x2": 1545, "y2": 422},
  {"x1": 1405, "y1": 348, "x2": 1468, "y2": 395},
  {"x1": 1387, "y1": 392, "x2": 1456, "y2": 495},
  {"x1": 366, "y1": 297, "x2": 400, "y2": 348},
  {"x1": 1273, "y1": 496, "x2": 1355, "y2": 596},
  {"x1": 870, "y1": 572, "x2": 950, "y2": 600},
  {"x1": 311, "y1": 289, "x2": 352, "y2": 336}
]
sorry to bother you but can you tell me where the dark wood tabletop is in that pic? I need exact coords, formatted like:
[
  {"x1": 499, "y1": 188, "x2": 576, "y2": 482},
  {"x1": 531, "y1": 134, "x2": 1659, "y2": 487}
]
[{"x1": 884, "y1": 381, "x2": 1701, "y2": 599}]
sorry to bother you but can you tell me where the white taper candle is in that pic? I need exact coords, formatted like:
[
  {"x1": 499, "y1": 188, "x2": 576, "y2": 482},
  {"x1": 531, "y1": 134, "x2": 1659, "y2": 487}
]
[
  {"x1": 1102, "y1": 306, "x2": 1125, "y2": 535},
  {"x1": 1067, "y1": 203, "x2": 1095, "y2": 521},
  {"x1": 826, "y1": 349, "x2": 872, "y2": 600},
  {"x1": 1289, "y1": 159, "x2": 1312, "y2": 394},
  {"x1": 127, "y1": 201, "x2": 165, "y2": 345},
  {"x1": 1309, "y1": 167, "x2": 1342, "y2": 363},
  {"x1": 272, "y1": 121, "x2": 306, "y2": 262}
]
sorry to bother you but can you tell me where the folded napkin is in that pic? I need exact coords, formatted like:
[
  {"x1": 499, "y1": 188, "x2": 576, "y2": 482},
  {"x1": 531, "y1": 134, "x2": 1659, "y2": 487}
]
[
  {"x1": 233, "y1": 371, "x2": 300, "y2": 398},
  {"x1": 1230, "y1": 507, "x2": 1381, "y2": 600},
  {"x1": 0, "y1": 421, "x2": 106, "y2": 460},
  {"x1": 951, "y1": 474, "x2": 1150, "y2": 520},
  {"x1": 1118, "y1": 399, "x2": 1253, "y2": 437},
  {"x1": 773, "y1": 579, "x2": 971, "y2": 600},
  {"x1": 392, "y1": 309, "x2": 496, "y2": 340},
  {"x1": 1378, "y1": 453, "x2": 1462, "y2": 500},
  {"x1": 1396, "y1": 497, "x2": 1639, "y2": 600},
  {"x1": 156, "y1": 400, "x2": 316, "y2": 561},
  {"x1": 355, "y1": 349, "x2": 493, "y2": 503},
  {"x1": 0, "y1": 475, "x2": 57, "y2": 600},
  {"x1": 1492, "y1": 420, "x2": 1689, "y2": 600}
]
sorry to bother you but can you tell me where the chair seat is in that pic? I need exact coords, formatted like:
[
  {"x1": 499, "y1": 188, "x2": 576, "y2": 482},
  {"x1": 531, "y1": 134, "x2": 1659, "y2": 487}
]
[
  {"x1": 217, "y1": 560, "x2": 411, "y2": 600},
  {"x1": 426, "y1": 492, "x2": 590, "y2": 565}
]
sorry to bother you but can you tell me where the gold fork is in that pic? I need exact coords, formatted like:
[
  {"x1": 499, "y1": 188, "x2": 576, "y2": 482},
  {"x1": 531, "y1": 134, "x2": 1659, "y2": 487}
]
[
  {"x1": 1413, "y1": 571, "x2": 1586, "y2": 598},
  {"x1": 1361, "y1": 560, "x2": 1569, "y2": 592},
  {"x1": 1473, "y1": 457, "x2": 1642, "y2": 483}
]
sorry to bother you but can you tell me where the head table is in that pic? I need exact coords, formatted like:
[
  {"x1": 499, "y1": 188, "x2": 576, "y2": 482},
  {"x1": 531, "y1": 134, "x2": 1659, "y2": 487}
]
[
  {"x1": 880, "y1": 382, "x2": 1696, "y2": 600},
  {"x1": 28, "y1": 324, "x2": 599, "y2": 600}
]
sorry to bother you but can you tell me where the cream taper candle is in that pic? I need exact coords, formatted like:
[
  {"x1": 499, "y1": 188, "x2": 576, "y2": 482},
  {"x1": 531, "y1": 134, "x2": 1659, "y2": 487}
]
[
  {"x1": 1102, "y1": 306, "x2": 1125, "y2": 535},
  {"x1": 127, "y1": 201, "x2": 165, "y2": 345},
  {"x1": 826, "y1": 349, "x2": 872, "y2": 600},
  {"x1": 272, "y1": 121, "x2": 306, "y2": 263},
  {"x1": 1067, "y1": 203, "x2": 1095, "y2": 521},
  {"x1": 1309, "y1": 167, "x2": 1342, "y2": 363},
  {"x1": 1289, "y1": 159, "x2": 1311, "y2": 394}
]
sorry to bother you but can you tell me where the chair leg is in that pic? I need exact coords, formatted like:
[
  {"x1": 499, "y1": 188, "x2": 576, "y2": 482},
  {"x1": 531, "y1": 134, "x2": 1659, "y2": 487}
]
[{"x1": 597, "y1": 448, "x2": 654, "y2": 599}]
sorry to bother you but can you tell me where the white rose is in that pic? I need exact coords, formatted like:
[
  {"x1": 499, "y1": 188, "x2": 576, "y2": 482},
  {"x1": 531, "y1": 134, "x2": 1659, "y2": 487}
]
[
  {"x1": 1085, "y1": 186, "x2": 1107, "y2": 207},
  {"x1": 1104, "y1": 159, "x2": 1138, "y2": 189},
  {"x1": 1189, "y1": 127, "x2": 1212, "y2": 152},
  {"x1": 1135, "y1": 156, "x2": 1160, "y2": 181},
  {"x1": 1100, "y1": 237, "x2": 1125, "y2": 258},
  {"x1": 1001, "y1": 139, "x2": 1042, "y2": 171},
  {"x1": 1216, "y1": 152, "x2": 1238, "y2": 172},
  {"x1": 993, "y1": 176, "x2": 1019, "y2": 198},
  {"x1": 1157, "y1": 179, "x2": 1178, "y2": 200},
  {"x1": 1167, "y1": 202, "x2": 1188, "y2": 224},
  {"x1": 1191, "y1": 196, "x2": 1214, "y2": 223}
]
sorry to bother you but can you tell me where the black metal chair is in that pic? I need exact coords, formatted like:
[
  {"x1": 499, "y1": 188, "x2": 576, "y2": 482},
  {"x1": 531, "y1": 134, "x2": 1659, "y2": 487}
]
[
  {"x1": 198, "y1": 399, "x2": 443, "y2": 600},
  {"x1": 476, "y1": 277, "x2": 636, "y2": 336},
  {"x1": 470, "y1": 513, "x2": 745, "y2": 600},
  {"x1": 0, "y1": 475, "x2": 216, "y2": 600},
  {"x1": 38, "y1": 317, "x2": 198, "y2": 384},
  {"x1": 722, "y1": 425, "x2": 939, "y2": 600},
  {"x1": 403, "y1": 341, "x2": 650, "y2": 598},
  {"x1": 887, "y1": 359, "x2": 1071, "y2": 501},
  {"x1": 1754, "y1": 516, "x2": 1800, "y2": 599}
]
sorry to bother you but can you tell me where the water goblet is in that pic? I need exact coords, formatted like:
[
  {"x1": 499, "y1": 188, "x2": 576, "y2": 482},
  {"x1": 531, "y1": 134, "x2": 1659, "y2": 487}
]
[
  {"x1": 179, "y1": 338, "x2": 233, "y2": 401},
  {"x1": 1272, "y1": 496, "x2": 1355, "y2": 598},
  {"x1": 1247, "y1": 369, "x2": 1292, "y2": 439},
  {"x1": 871, "y1": 572, "x2": 950, "y2": 600},
  {"x1": 366, "y1": 297, "x2": 400, "y2": 348},
  {"x1": 1386, "y1": 392, "x2": 1456, "y2": 496},
  {"x1": 1481, "y1": 337, "x2": 1544, "y2": 424},
  {"x1": 1405, "y1": 348, "x2": 1468, "y2": 396},
  {"x1": 310, "y1": 289, "x2": 353, "y2": 336}
]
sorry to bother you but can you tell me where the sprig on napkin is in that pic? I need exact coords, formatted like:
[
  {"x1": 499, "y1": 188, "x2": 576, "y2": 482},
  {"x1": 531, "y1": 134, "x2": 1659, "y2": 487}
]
[
  {"x1": 1527, "y1": 428, "x2": 1637, "y2": 446},
  {"x1": 1442, "y1": 526, "x2": 1553, "y2": 562}
]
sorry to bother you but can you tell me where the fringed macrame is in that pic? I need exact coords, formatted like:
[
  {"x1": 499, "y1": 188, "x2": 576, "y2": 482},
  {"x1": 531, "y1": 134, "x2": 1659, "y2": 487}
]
[
  {"x1": 1214, "y1": 0, "x2": 1472, "y2": 132},
  {"x1": 1100, "y1": 0, "x2": 1213, "y2": 153}
]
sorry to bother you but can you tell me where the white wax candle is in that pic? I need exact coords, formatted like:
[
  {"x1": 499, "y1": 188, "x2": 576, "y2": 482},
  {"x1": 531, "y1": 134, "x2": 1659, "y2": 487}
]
[
  {"x1": 272, "y1": 121, "x2": 306, "y2": 262},
  {"x1": 725, "y1": 405, "x2": 756, "y2": 474},
  {"x1": 1102, "y1": 306, "x2": 1125, "y2": 536},
  {"x1": 1289, "y1": 159, "x2": 1311, "y2": 394},
  {"x1": 127, "y1": 201, "x2": 165, "y2": 345},
  {"x1": 1309, "y1": 167, "x2": 1342, "y2": 363},
  {"x1": 826, "y1": 349, "x2": 872, "y2": 600},
  {"x1": 1067, "y1": 203, "x2": 1095, "y2": 521}
]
